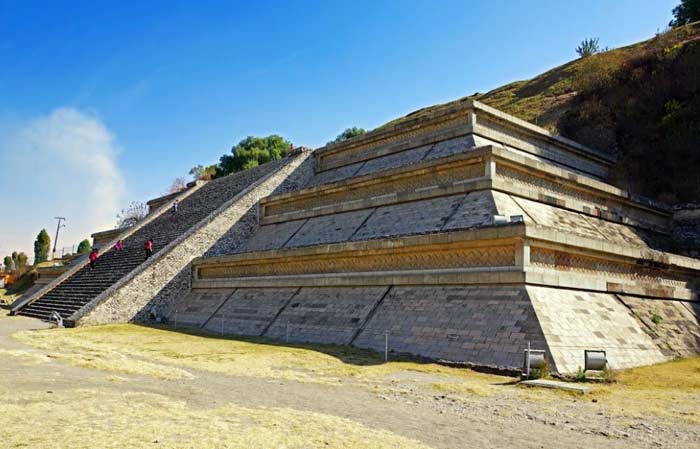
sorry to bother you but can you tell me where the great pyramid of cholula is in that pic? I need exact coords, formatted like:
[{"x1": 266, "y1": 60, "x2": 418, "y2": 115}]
[{"x1": 13, "y1": 99, "x2": 700, "y2": 373}]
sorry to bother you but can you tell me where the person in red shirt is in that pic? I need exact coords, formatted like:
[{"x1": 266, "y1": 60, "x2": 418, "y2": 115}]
[
  {"x1": 88, "y1": 249, "x2": 99, "y2": 270},
  {"x1": 144, "y1": 238, "x2": 154, "y2": 260}
]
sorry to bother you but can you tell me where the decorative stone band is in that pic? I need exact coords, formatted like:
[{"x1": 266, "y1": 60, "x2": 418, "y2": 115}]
[
  {"x1": 198, "y1": 241, "x2": 517, "y2": 279},
  {"x1": 528, "y1": 246, "x2": 696, "y2": 300},
  {"x1": 260, "y1": 145, "x2": 669, "y2": 233},
  {"x1": 192, "y1": 226, "x2": 700, "y2": 300},
  {"x1": 314, "y1": 99, "x2": 614, "y2": 178}
]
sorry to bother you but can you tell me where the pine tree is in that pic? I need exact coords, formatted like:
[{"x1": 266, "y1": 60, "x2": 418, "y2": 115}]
[
  {"x1": 34, "y1": 229, "x2": 51, "y2": 263},
  {"x1": 3, "y1": 255, "x2": 13, "y2": 272},
  {"x1": 77, "y1": 239, "x2": 92, "y2": 254},
  {"x1": 16, "y1": 252, "x2": 28, "y2": 268}
]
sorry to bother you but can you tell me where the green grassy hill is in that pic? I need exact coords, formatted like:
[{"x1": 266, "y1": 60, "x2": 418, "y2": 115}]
[{"x1": 386, "y1": 22, "x2": 700, "y2": 204}]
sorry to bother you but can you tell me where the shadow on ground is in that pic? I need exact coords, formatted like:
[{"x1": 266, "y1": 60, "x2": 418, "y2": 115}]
[{"x1": 135, "y1": 322, "x2": 434, "y2": 368}]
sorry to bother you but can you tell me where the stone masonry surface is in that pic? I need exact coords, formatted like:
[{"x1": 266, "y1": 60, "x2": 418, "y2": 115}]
[
  {"x1": 75, "y1": 153, "x2": 314, "y2": 325},
  {"x1": 617, "y1": 295, "x2": 700, "y2": 358},
  {"x1": 353, "y1": 285, "x2": 549, "y2": 368},
  {"x1": 203, "y1": 288, "x2": 299, "y2": 336},
  {"x1": 263, "y1": 287, "x2": 389, "y2": 345},
  {"x1": 527, "y1": 286, "x2": 668, "y2": 373},
  {"x1": 168, "y1": 289, "x2": 232, "y2": 329},
  {"x1": 16, "y1": 159, "x2": 290, "y2": 322}
]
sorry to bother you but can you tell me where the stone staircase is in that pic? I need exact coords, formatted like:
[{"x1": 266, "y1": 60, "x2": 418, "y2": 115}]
[{"x1": 15, "y1": 159, "x2": 287, "y2": 322}]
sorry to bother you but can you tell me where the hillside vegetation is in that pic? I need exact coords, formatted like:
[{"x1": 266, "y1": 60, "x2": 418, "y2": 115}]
[{"x1": 387, "y1": 22, "x2": 700, "y2": 204}]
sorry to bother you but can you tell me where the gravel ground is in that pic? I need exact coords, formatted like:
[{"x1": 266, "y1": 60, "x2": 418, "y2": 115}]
[{"x1": 1, "y1": 314, "x2": 698, "y2": 449}]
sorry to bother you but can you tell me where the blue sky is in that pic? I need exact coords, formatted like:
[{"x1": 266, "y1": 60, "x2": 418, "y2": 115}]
[{"x1": 0, "y1": 0, "x2": 677, "y2": 258}]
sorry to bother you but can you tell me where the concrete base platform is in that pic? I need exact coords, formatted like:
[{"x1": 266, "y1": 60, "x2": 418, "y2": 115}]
[{"x1": 520, "y1": 379, "x2": 592, "y2": 394}]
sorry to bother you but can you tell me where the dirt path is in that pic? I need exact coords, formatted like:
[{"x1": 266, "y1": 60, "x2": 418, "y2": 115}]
[{"x1": 1, "y1": 315, "x2": 698, "y2": 449}]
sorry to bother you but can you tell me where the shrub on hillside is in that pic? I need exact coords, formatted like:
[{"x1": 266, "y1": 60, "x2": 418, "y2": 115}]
[
  {"x1": 576, "y1": 38, "x2": 600, "y2": 58},
  {"x1": 328, "y1": 127, "x2": 366, "y2": 145},
  {"x1": 560, "y1": 37, "x2": 700, "y2": 203},
  {"x1": 670, "y1": 0, "x2": 700, "y2": 27},
  {"x1": 216, "y1": 135, "x2": 291, "y2": 177}
]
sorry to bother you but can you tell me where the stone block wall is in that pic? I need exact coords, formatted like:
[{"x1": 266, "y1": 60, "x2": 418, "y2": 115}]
[
  {"x1": 263, "y1": 287, "x2": 389, "y2": 345},
  {"x1": 527, "y1": 286, "x2": 668, "y2": 373},
  {"x1": 234, "y1": 191, "x2": 513, "y2": 255},
  {"x1": 617, "y1": 295, "x2": 700, "y2": 358},
  {"x1": 353, "y1": 285, "x2": 548, "y2": 368},
  {"x1": 169, "y1": 289, "x2": 232, "y2": 329},
  {"x1": 167, "y1": 283, "x2": 549, "y2": 370},
  {"x1": 203, "y1": 288, "x2": 298, "y2": 336}
]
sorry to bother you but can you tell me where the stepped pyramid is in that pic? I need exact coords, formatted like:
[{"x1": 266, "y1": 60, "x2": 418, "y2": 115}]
[{"x1": 13, "y1": 100, "x2": 700, "y2": 373}]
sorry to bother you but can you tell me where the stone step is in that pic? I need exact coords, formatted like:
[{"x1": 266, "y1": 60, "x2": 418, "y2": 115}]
[
  {"x1": 28, "y1": 298, "x2": 88, "y2": 306},
  {"x1": 16, "y1": 310, "x2": 52, "y2": 320},
  {"x1": 28, "y1": 297, "x2": 87, "y2": 306},
  {"x1": 22, "y1": 304, "x2": 81, "y2": 315}
]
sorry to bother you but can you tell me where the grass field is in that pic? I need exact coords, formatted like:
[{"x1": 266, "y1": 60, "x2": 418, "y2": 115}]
[
  {"x1": 12, "y1": 323, "x2": 700, "y2": 425},
  {"x1": 0, "y1": 387, "x2": 436, "y2": 449},
  {"x1": 12, "y1": 323, "x2": 506, "y2": 394}
]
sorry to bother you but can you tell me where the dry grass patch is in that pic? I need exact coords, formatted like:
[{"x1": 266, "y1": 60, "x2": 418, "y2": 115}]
[
  {"x1": 14, "y1": 324, "x2": 508, "y2": 393},
  {"x1": 0, "y1": 387, "x2": 435, "y2": 449},
  {"x1": 513, "y1": 358, "x2": 700, "y2": 423},
  {"x1": 0, "y1": 348, "x2": 50, "y2": 364},
  {"x1": 13, "y1": 328, "x2": 193, "y2": 380},
  {"x1": 588, "y1": 358, "x2": 700, "y2": 423}
]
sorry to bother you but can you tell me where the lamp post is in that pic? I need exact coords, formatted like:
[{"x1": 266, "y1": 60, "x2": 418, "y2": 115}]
[{"x1": 52, "y1": 217, "x2": 66, "y2": 261}]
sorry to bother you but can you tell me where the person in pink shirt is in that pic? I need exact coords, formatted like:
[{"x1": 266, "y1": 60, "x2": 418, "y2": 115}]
[
  {"x1": 88, "y1": 248, "x2": 99, "y2": 270},
  {"x1": 114, "y1": 240, "x2": 124, "y2": 251},
  {"x1": 144, "y1": 238, "x2": 154, "y2": 260}
]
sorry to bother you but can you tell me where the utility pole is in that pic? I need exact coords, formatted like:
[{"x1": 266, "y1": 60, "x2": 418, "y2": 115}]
[{"x1": 52, "y1": 217, "x2": 66, "y2": 261}]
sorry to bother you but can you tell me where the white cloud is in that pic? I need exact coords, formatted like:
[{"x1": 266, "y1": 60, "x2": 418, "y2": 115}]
[{"x1": 0, "y1": 108, "x2": 125, "y2": 260}]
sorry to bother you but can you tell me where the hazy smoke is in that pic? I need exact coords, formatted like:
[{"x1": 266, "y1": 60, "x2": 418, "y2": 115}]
[{"x1": 0, "y1": 108, "x2": 125, "y2": 258}]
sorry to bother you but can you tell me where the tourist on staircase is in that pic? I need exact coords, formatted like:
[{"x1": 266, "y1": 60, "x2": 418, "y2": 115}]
[
  {"x1": 144, "y1": 238, "x2": 154, "y2": 260},
  {"x1": 171, "y1": 199, "x2": 179, "y2": 215},
  {"x1": 114, "y1": 240, "x2": 124, "y2": 251},
  {"x1": 88, "y1": 248, "x2": 99, "y2": 270}
]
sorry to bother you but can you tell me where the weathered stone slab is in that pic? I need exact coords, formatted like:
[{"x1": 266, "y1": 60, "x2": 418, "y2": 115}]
[
  {"x1": 355, "y1": 143, "x2": 433, "y2": 177},
  {"x1": 441, "y1": 190, "x2": 529, "y2": 231},
  {"x1": 286, "y1": 209, "x2": 374, "y2": 248},
  {"x1": 351, "y1": 195, "x2": 464, "y2": 241},
  {"x1": 424, "y1": 135, "x2": 490, "y2": 160},
  {"x1": 204, "y1": 288, "x2": 299, "y2": 336},
  {"x1": 440, "y1": 191, "x2": 497, "y2": 230},
  {"x1": 527, "y1": 286, "x2": 667, "y2": 373},
  {"x1": 617, "y1": 295, "x2": 700, "y2": 357},
  {"x1": 513, "y1": 196, "x2": 607, "y2": 241},
  {"x1": 168, "y1": 289, "x2": 233, "y2": 328},
  {"x1": 236, "y1": 219, "x2": 305, "y2": 253},
  {"x1": 305, "y1": 162, "x2": 363, "y2": 188},
  {"x1": 264, "y1": 286, "x2": 388, "y2": 345},
  {"x1": 354, "y1": 286, "x2": 547, "y2": 368}
]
